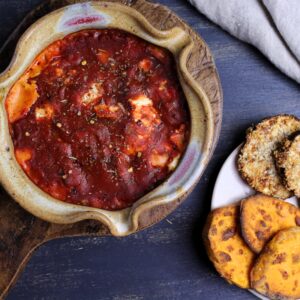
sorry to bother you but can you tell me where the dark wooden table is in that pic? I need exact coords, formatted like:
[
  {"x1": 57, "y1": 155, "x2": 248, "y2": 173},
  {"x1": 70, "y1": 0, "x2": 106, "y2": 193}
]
[{"x1": 1, "y1": 0, "x2": 299, "y2": 299}]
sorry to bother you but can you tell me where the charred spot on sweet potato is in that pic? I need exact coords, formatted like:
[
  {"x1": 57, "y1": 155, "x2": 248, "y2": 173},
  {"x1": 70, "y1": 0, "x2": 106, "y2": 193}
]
[
  {"x1": 255, "y1": 231, "x2": 265, "y2": 241},
  {"x1": 272, "y1": 253, "x2": 286, "y2": 264},
  {"x1": 218, "y1": 252, "x2": 231, "y2": 263},
  {"x1": 222, "y1": 227, "x2": 236, "y2": 241}
]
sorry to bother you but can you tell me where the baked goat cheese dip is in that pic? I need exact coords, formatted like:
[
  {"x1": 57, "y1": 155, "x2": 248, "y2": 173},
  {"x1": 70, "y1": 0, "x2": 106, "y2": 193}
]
[{"x1": 5, "y1": 29, "x2": 190, "y2": 210}]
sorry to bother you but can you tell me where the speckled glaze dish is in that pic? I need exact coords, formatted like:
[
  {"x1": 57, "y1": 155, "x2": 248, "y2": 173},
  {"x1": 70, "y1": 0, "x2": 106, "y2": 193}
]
[{"x1": 0, "y1": 1, "x2": 214, "y2": 236}]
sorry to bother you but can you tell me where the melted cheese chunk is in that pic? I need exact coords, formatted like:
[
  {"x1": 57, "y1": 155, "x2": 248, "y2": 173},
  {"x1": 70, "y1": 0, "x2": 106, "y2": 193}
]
[
  {"x1": 97, "y1": 49, "x2": 110, "y2": 64},
  {"x1": 81, "y1": 83, "x2": 103, "y2": 106},
  {"x1": 139, "y1": 58, "x2": 152, "y2": 72},
  {"x1": 150, "y1": 151, "x2": 169, "y2": 168},
  {"x1": 94, "y1": 103, "x2": 122, "y2": 119},
  {"x1": 159, "y1": 80, "x2": 167, "y2": 91},
  {"x1": 170, "y1": 127, "x2": 186, "y2": 151},
  {"x1": 6, "y1": 41, "x2": 61, "y2": 123},
  {"x1": 148, "y1": 45, "x2": 166, "y2": 61},
  {"x1": 130, "y1": 95, "x2": 153, "y2": 107},
  {"x1": 15, "y1": 148, "x2": 32, "y2": 172},
  {"x1": 129, "y1": 95, "x2": 160, "y2": 127},
  {"x1": 168, "y1": 155, "x2": 180, "y2": 171},
  {"x1": 35, "y1": 104, "x2": 54, "y2": 120},
  {"x1": 6, "y1": 79, "x2": 39, "y2": 123}
]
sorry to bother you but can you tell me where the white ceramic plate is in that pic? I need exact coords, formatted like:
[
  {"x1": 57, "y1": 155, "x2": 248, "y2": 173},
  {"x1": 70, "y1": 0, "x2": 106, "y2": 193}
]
[{"x1": 211, "y1": 145, "x2": 299, "y2": 300}]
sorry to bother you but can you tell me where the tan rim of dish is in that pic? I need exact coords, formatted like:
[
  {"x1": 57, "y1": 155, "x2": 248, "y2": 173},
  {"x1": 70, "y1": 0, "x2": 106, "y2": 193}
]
[{"x1": 0, "y1": 2, "x2": 214, "y2": 236}]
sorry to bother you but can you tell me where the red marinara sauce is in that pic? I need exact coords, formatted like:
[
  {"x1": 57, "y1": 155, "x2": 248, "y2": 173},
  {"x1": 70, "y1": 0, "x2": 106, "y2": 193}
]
[{"x1": 6, "y1": 29, "x2": 190, "y2": 210}]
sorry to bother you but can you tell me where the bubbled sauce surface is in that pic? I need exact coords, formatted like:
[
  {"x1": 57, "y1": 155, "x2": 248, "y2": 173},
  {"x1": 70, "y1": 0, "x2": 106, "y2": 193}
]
[{"x1": 6, "y1": 29, "x2": 190, "y2": 210}]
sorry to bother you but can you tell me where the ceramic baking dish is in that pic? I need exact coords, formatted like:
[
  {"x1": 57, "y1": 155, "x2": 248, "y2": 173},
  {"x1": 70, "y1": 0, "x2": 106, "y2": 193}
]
[{"x1": 0, "y1": 1, "x2": 214, "y2": 236}]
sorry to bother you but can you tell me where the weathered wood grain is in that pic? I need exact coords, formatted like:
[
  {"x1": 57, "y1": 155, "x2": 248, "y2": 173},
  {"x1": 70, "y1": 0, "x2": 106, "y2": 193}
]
[{"x1": 0, "y1": 0, "x2": 222, "y2": 298}]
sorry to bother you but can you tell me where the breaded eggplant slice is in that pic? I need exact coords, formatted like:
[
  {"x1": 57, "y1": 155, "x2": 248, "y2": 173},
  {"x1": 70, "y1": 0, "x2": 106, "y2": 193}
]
[
  {"x1": 203, "y1": 205, "x2": 255, "y2": 289},
  {"x1": 240, "y1": 194, "x2": 300, "y2": 254},
  {"x1": 238, "y1": 115, "x2": 300, "y2": 199},
  {"x1": 274, "y1": 133, "x2": 300, "y2": 198},
  {"x1": 251, "y1": 227, "x2": 300, "y2": 300}
]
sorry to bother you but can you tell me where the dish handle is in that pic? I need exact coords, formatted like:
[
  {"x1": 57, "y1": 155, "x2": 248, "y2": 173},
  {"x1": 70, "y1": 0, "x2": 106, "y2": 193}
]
[{"x1": 0, "y1": 187, "x2": 110, "y2": 299}]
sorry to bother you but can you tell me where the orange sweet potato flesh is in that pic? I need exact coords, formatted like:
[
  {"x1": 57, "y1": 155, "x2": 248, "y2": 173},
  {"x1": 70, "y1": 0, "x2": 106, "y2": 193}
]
[
  {"x1": 251, "y1": 227, "x2": 300, "y2": 300},
  {"x1": 203, "y1": 205, "x2": 255, "y2": 289},
  {"x1": 240, "y1": 194, "x2": 300, "y2": 254}
]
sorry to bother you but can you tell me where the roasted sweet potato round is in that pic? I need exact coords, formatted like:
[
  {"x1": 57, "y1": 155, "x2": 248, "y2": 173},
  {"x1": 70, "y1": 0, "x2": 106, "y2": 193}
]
[
  {"x1": 203, "y1": 205, "x2": 255, "y2": 289},
  {"x1": 240, "y1": 194, "x2": 300, "y2": 254},
  {"x1": 251, "y1": 227, "x2": 300, "y2": 300}
]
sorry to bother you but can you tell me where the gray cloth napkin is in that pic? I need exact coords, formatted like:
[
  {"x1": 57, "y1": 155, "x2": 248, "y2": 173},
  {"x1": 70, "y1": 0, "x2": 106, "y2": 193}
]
[{"x1": 189, "y1": 0, "x2": 300, "y2": 84}]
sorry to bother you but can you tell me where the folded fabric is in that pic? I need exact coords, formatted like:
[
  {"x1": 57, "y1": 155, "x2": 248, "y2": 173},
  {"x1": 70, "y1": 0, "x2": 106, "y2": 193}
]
[{"x1": 189, "y1": 0, "x2": 300, "y2": 84}]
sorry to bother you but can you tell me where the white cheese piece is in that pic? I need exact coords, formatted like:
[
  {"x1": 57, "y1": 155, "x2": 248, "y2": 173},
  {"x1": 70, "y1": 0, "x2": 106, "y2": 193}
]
[
  {"x1": 129, "y1": 94, "x2": 160, "y2": 127},
  {"x1": 130, "y1": 94, "x2": 153, "y2": 107},
  {"x1": 150, "y1": 152, "x2": 169, "y2": 168},
  {"x1": 82, "y1": 83, "x2": 103, "y2": 106},
  {"x1": 35, "y1": 104, "x2": 54, "y2": 120},
  {"x1": 168, "y1": 155, "x2": 180, "y2": 171}
]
